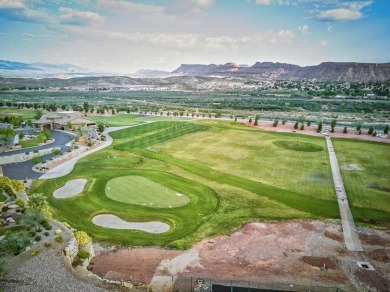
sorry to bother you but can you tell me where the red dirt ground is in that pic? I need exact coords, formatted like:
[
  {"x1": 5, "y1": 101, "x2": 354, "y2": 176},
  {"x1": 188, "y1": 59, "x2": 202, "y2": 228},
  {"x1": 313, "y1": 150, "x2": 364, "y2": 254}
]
[{"x1": 90, "y1": 221, "x2": 390, "y2": 291}]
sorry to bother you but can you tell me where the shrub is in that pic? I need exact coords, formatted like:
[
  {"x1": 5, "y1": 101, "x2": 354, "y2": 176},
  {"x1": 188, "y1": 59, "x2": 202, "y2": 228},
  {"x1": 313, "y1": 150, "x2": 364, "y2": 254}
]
[
  {"x1": 44, "y1": 241, "x2": 51, "y2": 247},
  {"x1": 29, "y1": 231, "x2": 36, "y2": 237},
  {"x1": 294, "y1": 121, "x2": 298, "y2": 129},
  {"x1": 45, "y1": 224, "x2": 52, "y2": 230},
  {"x1": 36, "y1": 227, "x2": 42, "y2": 232},
  {"x1": 31, "y1": 249, "x2": 40, "y2": 256},
  {"x1": 55, "y1": 229, "x2": 62, "y2": 235},
  {"x1": 44, "y1": 231, "x2": 49, "y2": 236},
  {"x1": 343, "y1": 126, "x2": 347, "y2": 134},
  {"x1": 74, "y1": 231, "x2": 92, "y2": 246},
  {"x1": 35, "y1": 235, "x2": 41, "y2": 241},
  {"x1": 77, "y1": 250, "x2": 90, "y2": 260},
  {"x1": 33, "y1": 150, "x2": 38, "y2": 153},
  {"x1": 55, "y1": 235, "x2": 63, "y2": 243},
  {"x1": 300, "y1": 124, "x2": 304, "y2": 130}
]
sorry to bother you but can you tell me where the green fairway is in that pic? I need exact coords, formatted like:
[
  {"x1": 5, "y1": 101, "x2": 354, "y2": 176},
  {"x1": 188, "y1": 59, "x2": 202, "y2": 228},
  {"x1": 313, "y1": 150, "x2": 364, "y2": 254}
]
[
  {"x1": 332, "y1": 138, "x2": 390, "y2": 219},
  {"x1": 273, "y1": 140, "x2": 323, "y2": 152},
  {"x1": 0, "y1": 108, "x2": 36, "y2": 120},
  {"x1": 105, "y1": 175, "x2": 190, "y2": 208},
  {"x1": 90, "y1": 114, "x2": 143, "y2": 127},
  {"x1": 31, "y1": 119, "x2": 390, "y2": 248}
]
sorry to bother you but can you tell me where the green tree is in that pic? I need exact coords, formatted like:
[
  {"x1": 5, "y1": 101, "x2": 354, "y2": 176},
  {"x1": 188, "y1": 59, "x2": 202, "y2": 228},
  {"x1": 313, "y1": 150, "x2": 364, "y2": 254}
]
[
  {"x1": 356, "y1": 124, "x2": 362, "y2": 131},
  {"x1": 317, "y1": 121, "x2": 323, "y2": 133},
  {"x1": 372, "y1": 131, "x2": 377, "y2": 137},
  {"x1": 384, "y1": 125, "x2": 389, "y2": 134},
  {"x1": 0, "y1": 231, "x2": 30, "y2": 255},
  {"x1": 254, "y1": 115, "x2": 259, "y2": 126},
  {"x1": 97, "y1": 122, "x2": 105, "y2": 133},
  {"x1": 307, "y1": 121, "x2": 311, "y2": 126},
  {"x1": 34, "y1": 109, "x2": 43, "y2": 120},
  {"x1": 300, "y1": 124, "x2": 304, "y2": 130},
  {"x1": 28, "y1": 193, "x2": 49, "y2": 211},
  {"x1": 330, "y1": 119, "x2": 337, "y2": 132},
  {"x1": 37, "y1": 132, "x2": 46, "y2": 143},
  {"x1": 368, "y1": 126, "x2": 374, "y2": 135},
  {"x1": 282, "y1": 118, "x2": 287, "y2": 125},
  {"x1": 343, "y1": 126, "x2": 347, "y2": 133},
  {"x1": 249, "y1": 117, "x2": 252, "y2": 123},
  {"x1": 294, "y1": 121, "x2": 299, "y2": 129},
  {"x1": 273, "y1": 119, "x2": 279, "y2": 127},
  {"x1": 83, "y1": 102, "x2": 90, "y2": 113}
]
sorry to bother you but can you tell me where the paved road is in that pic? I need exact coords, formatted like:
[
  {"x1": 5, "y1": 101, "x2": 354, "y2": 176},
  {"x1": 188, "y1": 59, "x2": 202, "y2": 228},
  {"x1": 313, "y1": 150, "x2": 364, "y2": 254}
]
[
  {"x1": 1, "y1": 131, "x2": 75, "y2": 180},
  {"x1": 325, "y1": 136, "x2": 363, "y2": 252}
]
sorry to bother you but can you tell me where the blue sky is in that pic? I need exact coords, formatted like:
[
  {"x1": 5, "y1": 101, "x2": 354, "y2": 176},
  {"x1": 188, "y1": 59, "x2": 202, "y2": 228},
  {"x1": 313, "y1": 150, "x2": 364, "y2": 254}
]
[{"x1": 0, "y1": 0, "x2": 389, "y2": 73}]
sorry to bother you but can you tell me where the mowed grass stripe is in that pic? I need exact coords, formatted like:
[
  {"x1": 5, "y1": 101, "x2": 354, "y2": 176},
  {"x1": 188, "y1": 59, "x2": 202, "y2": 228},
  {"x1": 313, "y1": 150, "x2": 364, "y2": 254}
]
[
  {"x1": 135, "y1": 149, "x2": 340, "y2": 218},
  {"x1": 114, "y1": 122, "x2": 209, "y2": 150}
]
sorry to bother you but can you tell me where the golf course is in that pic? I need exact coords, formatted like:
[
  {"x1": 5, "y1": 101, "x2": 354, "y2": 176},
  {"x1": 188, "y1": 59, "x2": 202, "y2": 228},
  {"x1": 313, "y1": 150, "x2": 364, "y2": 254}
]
[{"x1": 30, "y1": 118, "x2": 390, "y2": 248}]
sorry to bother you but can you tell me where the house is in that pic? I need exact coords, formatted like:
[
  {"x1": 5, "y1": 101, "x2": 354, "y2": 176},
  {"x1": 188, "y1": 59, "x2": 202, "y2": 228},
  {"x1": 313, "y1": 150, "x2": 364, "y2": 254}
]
[{"x1": 33, "y1": 111, "x2": 97, "y2": 131}]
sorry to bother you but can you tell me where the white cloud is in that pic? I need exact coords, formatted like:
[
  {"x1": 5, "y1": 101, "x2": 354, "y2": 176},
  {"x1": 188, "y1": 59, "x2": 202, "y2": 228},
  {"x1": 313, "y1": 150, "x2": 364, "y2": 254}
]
[
  {"x1": 190, "y1": 0, "x2": 216, "y2": 8},
  {"x1": 0, "y1": 0, "x2": 26, "y2": 9},
  {"x1": 255, "y1": 0, "x2": 272, "y2": 4},
  {"x1": 320, "y1": 40, "x2": 329, "y2": 46},
  {"x1": 316, "y1": 8, "x2": 362, "y2": 21},
  {"x1": 59, "y1": 7, "x2": 105, "y2": 26},
  {"x1": 96, "y1": 0, "x2": 164, "y2": 14},
  {"x1": 298, "y1": 24, "x2": 310, "y2": 35}
]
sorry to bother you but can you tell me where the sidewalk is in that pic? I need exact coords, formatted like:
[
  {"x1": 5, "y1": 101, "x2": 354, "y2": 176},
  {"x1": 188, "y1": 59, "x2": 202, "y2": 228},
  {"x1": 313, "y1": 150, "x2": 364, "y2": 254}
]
[{"x1": 325, "y1": 136, "x2": 363, "y2": 252}]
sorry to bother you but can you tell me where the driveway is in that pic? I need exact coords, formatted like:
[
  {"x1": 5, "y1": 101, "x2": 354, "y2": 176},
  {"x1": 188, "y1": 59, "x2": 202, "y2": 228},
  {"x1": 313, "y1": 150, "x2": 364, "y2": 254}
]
[{"x1": 1, "y1": 130, "x2": 74, "y2": 180}]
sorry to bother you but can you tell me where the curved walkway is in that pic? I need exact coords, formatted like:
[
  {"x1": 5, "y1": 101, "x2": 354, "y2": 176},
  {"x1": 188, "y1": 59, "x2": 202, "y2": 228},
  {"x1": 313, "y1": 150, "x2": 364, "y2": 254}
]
[
  {"x1": 40, "y1": 124, "x2": 145, "y2": 179},
  {"x1": 325, "y1": 136, "x2": 363, "y2": 252}
]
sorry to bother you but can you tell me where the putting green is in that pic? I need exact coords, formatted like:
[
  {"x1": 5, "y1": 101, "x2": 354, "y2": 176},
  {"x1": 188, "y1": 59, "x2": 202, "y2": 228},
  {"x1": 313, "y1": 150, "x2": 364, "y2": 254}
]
[
  {"x1": 273, "y1": 140, "x2": 323, "y2": 152},
  {"x1": 105, "y1": 175, "x2": 190, "y2": 208}
]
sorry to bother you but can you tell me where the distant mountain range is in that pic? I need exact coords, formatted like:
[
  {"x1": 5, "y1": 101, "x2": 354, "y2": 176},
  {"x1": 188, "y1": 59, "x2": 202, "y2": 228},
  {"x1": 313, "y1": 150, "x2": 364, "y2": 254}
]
[
  {"x1": 173, "y1": 62, "x2": 390, "y2": 82},
  {"x1": 0, "y1": 60, "x2": 110, "y2": 78},
  {"x1": 0, "y1": 59, "x2": 389, "y2": 81}
]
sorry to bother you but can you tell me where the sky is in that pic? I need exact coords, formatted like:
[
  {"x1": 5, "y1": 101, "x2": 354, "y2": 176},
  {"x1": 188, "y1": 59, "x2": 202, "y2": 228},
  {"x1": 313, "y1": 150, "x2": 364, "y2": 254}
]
[{"x1": 0, "y1": 0, "x2": 389, "y2": 74}]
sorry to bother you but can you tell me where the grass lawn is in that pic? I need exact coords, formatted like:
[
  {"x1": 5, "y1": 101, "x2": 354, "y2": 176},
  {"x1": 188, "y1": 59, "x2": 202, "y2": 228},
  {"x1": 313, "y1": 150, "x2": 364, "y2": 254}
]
[
  {"x1": 31, "y1": 119, "x2": 390, "y2": 248},
  {"x1": 0, "y1": 108, "x2": 36, "y2": 120},
  {"x1": 19, "y1": 139, "x2": 40, "y2": 148},
  {"x1": 332, "y1": 138, "x2": 390, "y2": 220},
  {"x1": 90, "y1": 113, "x2": 144, "y2": 127},
  {"x1": 105, "y1": 175, "x2": 190, "y2": 208}
]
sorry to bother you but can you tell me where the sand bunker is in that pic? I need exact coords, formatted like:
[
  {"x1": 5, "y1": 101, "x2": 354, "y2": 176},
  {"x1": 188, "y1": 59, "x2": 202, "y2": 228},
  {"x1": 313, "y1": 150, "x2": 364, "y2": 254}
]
[
  {"x1": 91, "y1": 214, "x2": 170, "y2": 234},
  {"x1": 53, "y1": 178, "x2": 87, "y2": 198},
  {"x1": 340, "y1": 164, "x2": 363, "y2": 171}
]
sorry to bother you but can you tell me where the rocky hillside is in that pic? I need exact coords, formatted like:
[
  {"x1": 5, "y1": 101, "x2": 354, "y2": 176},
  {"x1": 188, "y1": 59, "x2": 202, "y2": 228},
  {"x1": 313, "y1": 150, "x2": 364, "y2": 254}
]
[{"x1": 173, "y1": 62, "x2": 390, "y2": 82}]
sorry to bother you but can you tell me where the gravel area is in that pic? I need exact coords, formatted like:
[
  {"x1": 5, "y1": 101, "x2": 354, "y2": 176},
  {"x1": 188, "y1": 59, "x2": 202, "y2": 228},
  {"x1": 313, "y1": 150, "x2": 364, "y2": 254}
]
[
  {"x1": 53, "y1": 178, "x2": 87, "y2": 198},
  {"x1": 91, "y1": 214, "x2": 170, "y2": 233},
  {"x1": 0, "y1": 249, "x2": 108, "y2": 292}
]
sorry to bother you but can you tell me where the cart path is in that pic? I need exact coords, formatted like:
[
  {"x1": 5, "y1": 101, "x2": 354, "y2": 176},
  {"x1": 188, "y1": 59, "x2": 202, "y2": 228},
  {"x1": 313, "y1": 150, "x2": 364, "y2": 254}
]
[{"x1": 325, "y1": 136, "x2": 363, "y2": 252}]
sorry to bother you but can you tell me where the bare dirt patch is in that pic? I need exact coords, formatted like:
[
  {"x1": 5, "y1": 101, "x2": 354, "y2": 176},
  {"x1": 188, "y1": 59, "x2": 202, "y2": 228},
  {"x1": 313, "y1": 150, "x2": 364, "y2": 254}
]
[
  {"x1": 366, "y1": 249, "x2": 390, "y2": 263},
  {"x1": 324, "y1": 230, "x2": 344, "y2": 242},
  {"x1": 90, "y1": 221, "x2": 390, "y2": 291},
  {"x1": 354, "y1": 269, "x2": 389, "y2": 292},
  {"x1": 89, "y1": 247, "x2": 180, "y2": 285},
  {"x1": 300, "y1": 256, "x2": 337, "y2": 269}
]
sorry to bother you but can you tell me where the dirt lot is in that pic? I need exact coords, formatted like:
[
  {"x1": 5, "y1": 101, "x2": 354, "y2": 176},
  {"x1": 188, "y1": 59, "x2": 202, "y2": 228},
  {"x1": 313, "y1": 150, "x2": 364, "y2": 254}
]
[{"x1": 89, "y1": 221, "x2": 390, "y2": 291}]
